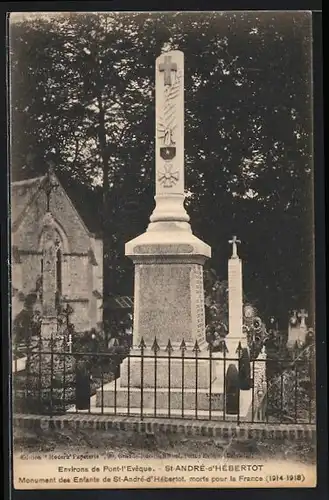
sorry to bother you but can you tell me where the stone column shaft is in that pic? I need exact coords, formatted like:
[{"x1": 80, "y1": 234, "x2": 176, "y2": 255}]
[{"x1": 227, "y1": 256, "x2": 247, "y2": 355}]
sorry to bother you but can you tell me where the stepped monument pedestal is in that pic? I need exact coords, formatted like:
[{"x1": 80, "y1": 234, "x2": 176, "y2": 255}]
[{"x1": 97, "y1": 52, "x2": 251, "y2": 418}]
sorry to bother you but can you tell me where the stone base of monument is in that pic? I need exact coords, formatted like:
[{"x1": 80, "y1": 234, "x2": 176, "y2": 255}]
[
  {"x1": 119, "y1": 349, "x2": 214, "y2": 388},
  {"x1": 96, "y1": 349, "x2": 220, "y2": 412},
  {"x1": 96, "y1": 383, "x2": 223, "y2": 412},
  {"x1": 95, "y1": 350, "x2": 253, "y2": 418}
]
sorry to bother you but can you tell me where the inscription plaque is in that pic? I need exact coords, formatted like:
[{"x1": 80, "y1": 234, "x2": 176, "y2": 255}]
[{"x1": 133, "y1": 244, "x2": 194, "y2": 254}]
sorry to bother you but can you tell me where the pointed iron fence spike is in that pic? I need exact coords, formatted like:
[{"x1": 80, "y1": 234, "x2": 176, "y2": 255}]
[
  {"x1": 138, "y1": 337, "x2": 146, "y2": 349},
  {"x1": 165, "y1": 339, "x2": 173, "y2": 353},
  {"x1": 151, "y1": 337, "x2": 160, "y2": 352},
  {"x1": 192, "y1": 339, "x2": 201, "y2": 353},
  {"x1": 179, "y1": 338, "x2": 186, "y2": 351}
]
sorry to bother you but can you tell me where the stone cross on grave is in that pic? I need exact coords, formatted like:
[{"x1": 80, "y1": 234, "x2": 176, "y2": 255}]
[
  {"x1": 298, "y1": 309, "x2": 308, "y2": 328},
  {"x1": 159, "y1": 55, "x2": 177, "y2": 86},
  {"x1": 229, "y1": 236, "x2": 241, "y2": 259},
  {"x1": 290, "y1": 310, "x2": 298, "y2": 326},
  {"x1": 67, "y1": 333, "x2": 73, "y2": 353}
]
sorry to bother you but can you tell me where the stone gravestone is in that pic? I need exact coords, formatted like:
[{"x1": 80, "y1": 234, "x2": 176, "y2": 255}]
[
  {"x1": 298, "y1": 309, "x2": 308, "y2": 331},
  {"x1": 25, "y1": 180, "x2": 75, "y2": 413},
  {"x1": 98, "y1": 51, "x2": 217, "y2": 415},
  {"x1": 287, "y1": 309, "x2": 309, "y2": 347}
]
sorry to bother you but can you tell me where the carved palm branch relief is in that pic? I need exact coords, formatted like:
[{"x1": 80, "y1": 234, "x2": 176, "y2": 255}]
[{"x1": 157, "y1": 70, "x2": 182, "y2": 146}]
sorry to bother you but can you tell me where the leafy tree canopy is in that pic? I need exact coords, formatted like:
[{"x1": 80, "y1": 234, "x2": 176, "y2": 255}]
[{"x1": 9, "y1": 11, "x2": 313, "y2": 325}]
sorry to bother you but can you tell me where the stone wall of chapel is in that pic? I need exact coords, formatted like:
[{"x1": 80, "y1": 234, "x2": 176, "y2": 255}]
[
  {"x1": 96, "y1": 298, "x2": 103, "y2": 325},
  {"x1": 11, "y1": 192, "x2": 45, "y2": 250},
  {"x1": 92, "y1": 239, "x2": 103, "y2": 327},
  {"x1": 89, "y1": 294, "x2": 98, "y2": 329},
  {"x1": 21, "y1": 254, "x2": 41, "y2": 293},
  {"x1": 69, "y1": 301, "x2": 90, "y2": 332},
  {"x1": 65, "y1": 255, "x2": 90, "y2": 298},
  {"x1": 95, "y1": 239, "x2": 103, "y2": 293},
  {"x1": 13, "y1": 187, "x2": 91, "y2": 253},
  {"x1": 12, "y1": 261, "x2": 23, "y2": 292},
  {"x1": 61, "y1": 254, "x2": 70, "y2": 296},
  {"x1": 12, "y1": 254, "x2": 94, "y2": 330},
  {"x1": 12, "y1": 295, "x2": 24, "y2": 320},
  {"x1": 12, "y1": 178, "x2": 103, "y2": 332}
]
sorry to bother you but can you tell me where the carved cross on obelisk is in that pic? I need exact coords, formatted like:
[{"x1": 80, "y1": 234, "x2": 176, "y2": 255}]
[
  {"x1": 229, "y1": 236, "x2": 241, "y2": 259},
  {"x1": 159, "y1": 55, "x2": 177, "y2": 86},
  {"x1": 150, "y1": 50, "x2": 189, "y2": 224}
]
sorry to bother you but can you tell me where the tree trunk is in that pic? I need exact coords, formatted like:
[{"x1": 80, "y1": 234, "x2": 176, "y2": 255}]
[{"x1": 97, "y1": 97, "x2": 113, "y2": 339}]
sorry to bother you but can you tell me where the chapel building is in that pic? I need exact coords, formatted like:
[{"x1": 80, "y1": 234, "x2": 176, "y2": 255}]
[{"x1": 11, "y1": 171, "x2": 103, "y2": 332}]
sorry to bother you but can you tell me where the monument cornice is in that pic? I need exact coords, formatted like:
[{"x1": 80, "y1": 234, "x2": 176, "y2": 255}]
[
  {"x1": 128, "y1": 255, "x2": 209, "y2": 265},
  {"x1": 126, "y1": 228, "x2": 211, "y2": 260}
]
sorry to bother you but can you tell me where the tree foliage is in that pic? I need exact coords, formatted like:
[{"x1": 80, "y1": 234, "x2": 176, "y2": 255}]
[{"x1": 9, "y1": 12, "x2": 313, "y2": 323}]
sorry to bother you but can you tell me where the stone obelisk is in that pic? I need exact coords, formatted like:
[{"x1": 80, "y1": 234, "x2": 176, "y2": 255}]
[
  {"x1": 288, "y1": 309, "x2": 308, "y2": 347},
  {"x1": 99, "y1": 51, "x2": 212, "y2": 414},
  {"x1": 126, "y1": 50, "x2": 211, "y2": 349},
  {"x1": 227, "y1": 236, "x2": 247, "y2": 356}
]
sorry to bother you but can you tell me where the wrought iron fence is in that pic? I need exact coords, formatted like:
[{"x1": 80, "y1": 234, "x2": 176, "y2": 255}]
[
  {"x1": 13, "y1": 342, "x2": 29, "y2": 359},
  {"x1": 12, "y1": 336, "x2": 316, "y2": 425}
]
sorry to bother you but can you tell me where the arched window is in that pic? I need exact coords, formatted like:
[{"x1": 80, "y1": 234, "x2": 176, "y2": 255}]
[
  {"x1": 56, "y1": 248, "x2": 62, "y2": 295},
  {"x1": 38, "y1": 218, "x2": 69, "y2": 254}
]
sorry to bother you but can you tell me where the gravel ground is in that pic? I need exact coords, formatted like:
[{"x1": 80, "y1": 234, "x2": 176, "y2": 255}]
[{"x1": 13, "y1": 427, "x2": 316, "y2": 463}]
